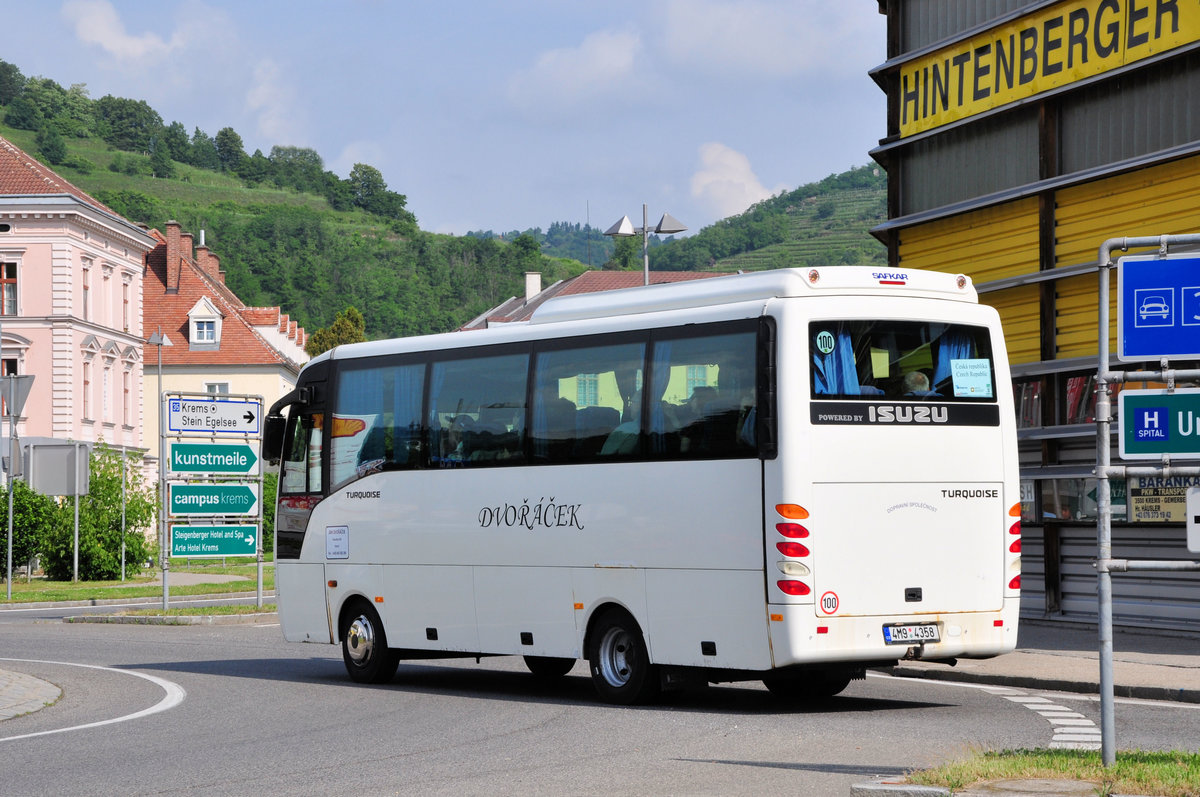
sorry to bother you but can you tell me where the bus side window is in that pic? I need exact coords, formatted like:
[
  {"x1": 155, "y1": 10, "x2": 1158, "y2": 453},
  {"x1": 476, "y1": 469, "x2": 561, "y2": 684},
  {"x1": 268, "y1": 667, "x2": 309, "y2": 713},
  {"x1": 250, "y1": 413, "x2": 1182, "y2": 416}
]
[
  {"x1": 533, "y1": 341, "x2": 644, "y2": 464},
  {"x1": 650, "y1": 331, "x2": 757, "y2": 459},
  {"x1": 429, "y1": 353, "x2": 528, "y2": 467}
]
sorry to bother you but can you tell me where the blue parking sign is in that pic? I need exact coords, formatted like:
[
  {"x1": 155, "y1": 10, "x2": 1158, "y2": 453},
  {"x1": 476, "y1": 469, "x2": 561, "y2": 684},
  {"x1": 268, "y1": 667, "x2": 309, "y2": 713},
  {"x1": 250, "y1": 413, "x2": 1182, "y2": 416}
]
[{"x1": 1118, "y1": 254, "x2": 1200, "y2": 361}]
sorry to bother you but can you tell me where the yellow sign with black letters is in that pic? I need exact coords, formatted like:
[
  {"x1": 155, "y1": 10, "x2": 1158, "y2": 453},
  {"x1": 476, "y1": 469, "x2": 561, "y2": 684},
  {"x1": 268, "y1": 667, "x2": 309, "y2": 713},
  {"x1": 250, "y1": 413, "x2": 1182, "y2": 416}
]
[{"x1": 899, "y1": 0, "x2": 1200, "y2": 137}]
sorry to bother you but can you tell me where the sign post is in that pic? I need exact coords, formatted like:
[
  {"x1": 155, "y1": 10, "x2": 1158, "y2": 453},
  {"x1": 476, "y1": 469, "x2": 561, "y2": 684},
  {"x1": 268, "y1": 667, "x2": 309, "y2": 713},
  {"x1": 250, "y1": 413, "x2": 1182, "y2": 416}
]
[{"x1": 161, "y1": 391, "x2": 265, "y2": 609}]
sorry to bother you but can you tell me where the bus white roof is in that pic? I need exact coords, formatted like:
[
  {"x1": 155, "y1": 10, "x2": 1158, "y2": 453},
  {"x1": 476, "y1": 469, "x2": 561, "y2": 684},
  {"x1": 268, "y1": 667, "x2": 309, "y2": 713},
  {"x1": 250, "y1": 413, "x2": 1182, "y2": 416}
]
[
  {"x1": 528, "y1": 266, "x2": 976, "y2": 325},
  {"x1": 309, "y1": 266, "x2": 977, "y2": 367}
]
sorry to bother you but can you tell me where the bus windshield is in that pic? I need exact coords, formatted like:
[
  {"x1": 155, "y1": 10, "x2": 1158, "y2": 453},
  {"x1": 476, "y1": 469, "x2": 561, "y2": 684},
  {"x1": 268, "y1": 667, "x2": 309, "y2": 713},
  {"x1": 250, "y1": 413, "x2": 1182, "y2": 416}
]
[{"x1": 810, "y1": 320, "x2": 995, "y2": 401}]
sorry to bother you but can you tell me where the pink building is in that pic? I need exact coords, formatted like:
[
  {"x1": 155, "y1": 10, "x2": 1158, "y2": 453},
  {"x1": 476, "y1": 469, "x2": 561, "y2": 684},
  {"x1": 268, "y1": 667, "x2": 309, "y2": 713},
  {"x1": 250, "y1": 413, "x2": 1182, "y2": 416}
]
[{"x1": 0, "y1": 135, "x2": 156, "y2": 456}]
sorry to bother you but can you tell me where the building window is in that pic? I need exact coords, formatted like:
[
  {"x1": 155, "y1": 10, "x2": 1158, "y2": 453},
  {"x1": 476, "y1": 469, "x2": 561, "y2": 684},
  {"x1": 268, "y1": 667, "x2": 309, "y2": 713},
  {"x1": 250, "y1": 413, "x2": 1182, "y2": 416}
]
[
  {"x1": 205, "y1": 382, "x2": 230, "y2": 395},
  {"x1": 82, "y1": 360, "x2": 92, "y2": 420},
  {"x1": 103, "y1": 363, "x2": 111, "y2": 422},
  {"x1": 122, "y1": 280, "x2": 130, "y2": 331},
  {"x1": 686, "y1": 364, "x2": 708, "y2": 396},
  {"x1": 195, "y1": 320, "x2": 215, "y2": 343},
  {"x1": 576, "y1": 373, "x2": 598, "y2": 408},
  {"x1": 0, "y1": 263, "x2": 15, "y2": 316},
  {"x1": 123, "y1": 369, "x2": 131, "y2": 426},
  {"x1": 0, "y1": 357, "x2": 13, "y2": 417},
  {"x1": 81, "y1": 266, "x2": 90, "y2": 321}
]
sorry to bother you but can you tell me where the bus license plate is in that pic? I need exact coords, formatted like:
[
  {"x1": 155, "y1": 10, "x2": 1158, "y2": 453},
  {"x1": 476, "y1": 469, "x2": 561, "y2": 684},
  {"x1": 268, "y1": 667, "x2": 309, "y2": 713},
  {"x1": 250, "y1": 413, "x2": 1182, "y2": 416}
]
[{"x1": 883, "y1": 623, "x2": 940, "y2": 645}]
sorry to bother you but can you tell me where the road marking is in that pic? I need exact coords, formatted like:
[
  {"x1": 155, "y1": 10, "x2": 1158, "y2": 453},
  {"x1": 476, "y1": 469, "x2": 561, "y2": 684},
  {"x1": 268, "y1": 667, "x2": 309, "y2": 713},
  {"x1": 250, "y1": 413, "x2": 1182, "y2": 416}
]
[
  {"x1": 867, "y1": 672, "x2": 1101, "y2": 750},
  {"x1": 999, "y1": 693, "x2": 1100, "y2": 750},
  {"x1": 0, "y1": 658, "x2": 186, "y2": 742}
]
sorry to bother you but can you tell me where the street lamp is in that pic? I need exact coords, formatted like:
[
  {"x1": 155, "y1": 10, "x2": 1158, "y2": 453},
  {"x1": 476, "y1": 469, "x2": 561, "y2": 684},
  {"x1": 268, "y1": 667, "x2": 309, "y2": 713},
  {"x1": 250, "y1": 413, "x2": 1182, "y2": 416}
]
[
  {"x1": 603, "y1": 204, "x2": 687, "y2": 286},
  {"x1": 147, "y1": 328, "x2": 172, "y2": 610}
]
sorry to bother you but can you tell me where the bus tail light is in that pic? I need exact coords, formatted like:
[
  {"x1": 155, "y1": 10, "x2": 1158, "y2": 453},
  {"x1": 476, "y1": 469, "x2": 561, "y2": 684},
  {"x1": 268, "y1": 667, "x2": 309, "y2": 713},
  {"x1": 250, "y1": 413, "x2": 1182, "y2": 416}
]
[
  {"x1": 777, "y1": 580, "x2": 811, "y2": 596},
  {"x1": 776, "y1": 541, "x2": 810, "y2": 557},
  {"x1": 1009, "y1": 575, "x2": 1021, "y2": 590},
  {"x1": 1009, "y1": 538, "x2": 1021, "y2": 553},
  {"x1": 777, "y1": 523, "x2": 809, "y2": 538},
  {"x1": 776, "y1": 504, "x2": 809, "y2": 520}
]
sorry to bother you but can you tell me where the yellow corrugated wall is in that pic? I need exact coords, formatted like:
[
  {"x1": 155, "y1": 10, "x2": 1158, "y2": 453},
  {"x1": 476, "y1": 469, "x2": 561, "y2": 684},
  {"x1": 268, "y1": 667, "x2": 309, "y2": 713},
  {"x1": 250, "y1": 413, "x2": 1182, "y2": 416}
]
[
  {"x1": 984, "y1": 285, "x2": 1041, "y2": 365},
  {"x1": 1054, "y1": 154, "x2": 1200, "y2": 358},
  {"x1": 898, "y1": 198, "x2": 1039, "y2": 282},
  {"x1": 1055, "y1": 156, "x2": 1200, "y2": 267},
  {"x1": 899, "y1": 198, "x2": 1041, "y2": 363}
]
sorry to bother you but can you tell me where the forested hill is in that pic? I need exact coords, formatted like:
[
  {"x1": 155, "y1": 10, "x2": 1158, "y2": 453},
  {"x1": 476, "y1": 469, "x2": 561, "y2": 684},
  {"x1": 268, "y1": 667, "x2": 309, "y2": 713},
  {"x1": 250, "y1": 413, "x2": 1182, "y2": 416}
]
[{"x1": 0, "y1": 60, "x2": 887, "y2": 341}]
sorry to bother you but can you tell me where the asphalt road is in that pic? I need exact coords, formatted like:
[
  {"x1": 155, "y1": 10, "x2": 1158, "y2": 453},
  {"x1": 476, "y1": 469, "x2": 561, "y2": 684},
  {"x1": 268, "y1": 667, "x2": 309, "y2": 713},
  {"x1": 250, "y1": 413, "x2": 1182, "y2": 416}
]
[{"x1": 1, "y1": 618, "x2": 1198, "y2": 796}]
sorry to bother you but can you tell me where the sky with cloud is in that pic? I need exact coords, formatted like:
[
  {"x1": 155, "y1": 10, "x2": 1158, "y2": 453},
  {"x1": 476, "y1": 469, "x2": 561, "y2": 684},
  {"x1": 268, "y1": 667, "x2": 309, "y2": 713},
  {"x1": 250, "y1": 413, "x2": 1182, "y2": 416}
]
[{"x1": 4, "y1": 0, "x2": 886, "y2": 237}]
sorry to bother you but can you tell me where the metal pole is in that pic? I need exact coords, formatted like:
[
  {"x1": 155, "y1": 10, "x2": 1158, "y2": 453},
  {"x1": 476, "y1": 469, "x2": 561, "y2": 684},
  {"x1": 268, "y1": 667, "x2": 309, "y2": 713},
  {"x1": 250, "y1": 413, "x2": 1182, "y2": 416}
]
[
  {"x1": 4, "y1": 376, "x2": 11, "y2": 601},
  {"x1": 120, "y1": 444, "x2": 126, "y2": 581},
  {"x1": 1096, "y1": 238, "x2": 1117, "y2": 766},
  {"x1": 72, "y1": 442, "x2": 80, "y2": 583},
  {"x1": 642, "y1": 203, "x2": 650, "y2": 287},
  {"x1": 157, "y1": 335, "x2": 169, "y2": 611}
]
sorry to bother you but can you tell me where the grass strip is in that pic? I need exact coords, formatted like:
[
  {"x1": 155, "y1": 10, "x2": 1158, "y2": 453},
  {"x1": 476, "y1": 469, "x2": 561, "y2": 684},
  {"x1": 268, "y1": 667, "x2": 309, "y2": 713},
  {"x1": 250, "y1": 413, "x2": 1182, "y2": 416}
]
[{"x1": 907, "y1": 748, "x2": 1200, "y2": 796}]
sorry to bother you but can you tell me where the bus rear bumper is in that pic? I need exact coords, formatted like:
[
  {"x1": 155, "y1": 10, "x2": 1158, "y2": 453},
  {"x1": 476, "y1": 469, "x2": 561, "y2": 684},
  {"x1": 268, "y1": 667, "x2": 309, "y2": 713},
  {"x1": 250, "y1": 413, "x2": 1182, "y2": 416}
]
[{"x1": 766, "y1": 602, "x2": 1019, "y2": 668}]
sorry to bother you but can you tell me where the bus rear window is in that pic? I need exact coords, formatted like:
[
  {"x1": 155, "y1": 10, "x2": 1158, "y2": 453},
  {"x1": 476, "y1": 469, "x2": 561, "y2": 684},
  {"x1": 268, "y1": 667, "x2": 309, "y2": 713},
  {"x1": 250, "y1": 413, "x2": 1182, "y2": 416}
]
[{"x1": 810, "y1": 320, "x2": 995, "y2": 401}]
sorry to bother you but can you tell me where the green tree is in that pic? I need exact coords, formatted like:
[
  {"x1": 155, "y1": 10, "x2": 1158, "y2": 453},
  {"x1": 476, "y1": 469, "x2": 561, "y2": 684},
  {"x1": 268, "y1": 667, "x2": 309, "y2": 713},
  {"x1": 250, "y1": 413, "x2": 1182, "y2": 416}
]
[
  {"x1": 161, "y1": 121, "x2": 190, "y2": 161},
  {"x1": 0, "y1": 59, "x2": 25, "y2": 105},
  {"x1": 188, "y1": 127, "x2": 220, "y2": 170},
  {"x1": 40, "y1": 444, "x2": 156, "y2": 581},
  {"x1": 94, "y1": 95, "x2": 164, "y2": 152},
  {"x1": 305, "y1": 306, "x2": 367, "y2": 357},
  {"x1": 150, "y1": 141, "x2": 174, "y2": 178},
  {"x1": 3, "y1": 95, "x2": 41, "y2": 130},
  {"x1": 349, "y1": 163, "x2": 387, "y2": 209},
  {"x1": 261, "y1": 471, "x2": 277, "y2": 554},
  {"x1": 35, "y1": 125, "x2": 67, "y2": 164},
  {"x1": 214, "y1": 126, "x2": 246, "y2": 172},
  {"x1": 607, "y1": 235, "x2": 641, "y2": 270},
  {"x1": 0, "y1": 481, "x2": 58, "y2": 577}
]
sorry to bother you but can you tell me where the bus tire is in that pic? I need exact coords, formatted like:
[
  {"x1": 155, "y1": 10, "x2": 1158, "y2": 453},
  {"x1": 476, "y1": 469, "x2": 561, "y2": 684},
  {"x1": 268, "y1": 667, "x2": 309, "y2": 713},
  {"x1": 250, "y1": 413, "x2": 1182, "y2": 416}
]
[
  {"x1": 523, "y1": 656, "x2": 576, "y2": 678},
  {"x1": 587, "y1": 609, "x2": 660, "y2": 705},
  {"x1": 762, "y1": 668, "x2": 853, "y2": 702},
  {"x1": 340, "y1": 601, "x2": 400, "y2": 685}
]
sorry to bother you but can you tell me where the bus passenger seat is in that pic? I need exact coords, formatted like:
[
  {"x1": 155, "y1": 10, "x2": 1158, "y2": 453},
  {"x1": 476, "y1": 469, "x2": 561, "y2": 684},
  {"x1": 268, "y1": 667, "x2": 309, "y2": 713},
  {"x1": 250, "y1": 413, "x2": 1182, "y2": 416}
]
[{"x1": 575, "y1": 406, "x2": 620, "y2": 458}]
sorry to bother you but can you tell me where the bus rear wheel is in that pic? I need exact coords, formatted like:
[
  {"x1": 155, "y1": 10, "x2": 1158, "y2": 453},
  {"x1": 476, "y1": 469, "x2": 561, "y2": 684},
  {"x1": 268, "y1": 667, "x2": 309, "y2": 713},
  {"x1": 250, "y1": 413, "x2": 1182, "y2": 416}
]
[
  {"x1": 340, "y1": 601, "x2": 400, "y2": 684},
  {"x1": 523, "y1": 656, "x2": 576, "y2": 678},
  {"x1": 587, "y1": 609, "x2": 660, "y2": 705},
  {"x1": 762, "y1": 667, "x2": 854, "y2": 702}
]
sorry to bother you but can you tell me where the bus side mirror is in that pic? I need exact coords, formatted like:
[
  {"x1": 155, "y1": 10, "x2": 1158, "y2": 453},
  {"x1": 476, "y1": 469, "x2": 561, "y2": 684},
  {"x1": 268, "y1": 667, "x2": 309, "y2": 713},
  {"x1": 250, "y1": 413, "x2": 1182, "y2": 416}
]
[{"x1": 263, "y1": 414, "x2": 286, "y2": 464}]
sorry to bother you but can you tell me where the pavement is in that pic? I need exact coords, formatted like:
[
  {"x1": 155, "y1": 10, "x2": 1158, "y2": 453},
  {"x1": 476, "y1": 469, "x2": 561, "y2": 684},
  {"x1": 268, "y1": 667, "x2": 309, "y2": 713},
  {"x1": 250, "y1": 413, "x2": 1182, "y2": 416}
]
[{"x1": 1, "y1": 582, "x2": 1196, "y2": 795}]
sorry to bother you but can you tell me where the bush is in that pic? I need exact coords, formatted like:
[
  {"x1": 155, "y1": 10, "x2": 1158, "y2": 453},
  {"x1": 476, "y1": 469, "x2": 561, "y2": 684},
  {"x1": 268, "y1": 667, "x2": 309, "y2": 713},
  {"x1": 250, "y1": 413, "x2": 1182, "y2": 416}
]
[
  {"x1": 39, "y1": 444, "x2": 156, "y2": 581},
  {"x1": 0, "y1": 481, "x2": 57, "y2": 573}
]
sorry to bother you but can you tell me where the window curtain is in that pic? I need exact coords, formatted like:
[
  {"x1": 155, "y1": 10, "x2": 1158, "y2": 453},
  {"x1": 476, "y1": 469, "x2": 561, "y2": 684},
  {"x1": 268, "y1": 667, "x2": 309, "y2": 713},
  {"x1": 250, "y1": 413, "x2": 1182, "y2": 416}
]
[{"x1": 812, "y1": 331, "x2": 859, "y2": 395}]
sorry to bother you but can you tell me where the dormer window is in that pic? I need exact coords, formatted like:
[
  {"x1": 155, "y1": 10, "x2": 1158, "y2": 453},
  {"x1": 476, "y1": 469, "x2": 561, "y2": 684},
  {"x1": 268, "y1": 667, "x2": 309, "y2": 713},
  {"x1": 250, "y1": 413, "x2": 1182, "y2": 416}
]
[{"x1": 187, "y1": 297, "x2": 223, "y2": 351}]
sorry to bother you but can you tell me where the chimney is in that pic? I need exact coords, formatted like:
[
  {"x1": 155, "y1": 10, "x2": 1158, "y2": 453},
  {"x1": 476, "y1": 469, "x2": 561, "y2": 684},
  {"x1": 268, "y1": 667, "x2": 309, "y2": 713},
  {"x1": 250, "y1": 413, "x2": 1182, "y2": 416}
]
[
  {"x1": 525, "y1": 272, "x2": 542, "y2": 301},
  {"x1": 180, "y1": 231, "x2": 194, "y2": 263},
  {"x1": 165, "y1": 220, "x2": 182, "y2": 292},
  {"x1": 195, "y1": 246, "x2": 220, "y2": 280}
]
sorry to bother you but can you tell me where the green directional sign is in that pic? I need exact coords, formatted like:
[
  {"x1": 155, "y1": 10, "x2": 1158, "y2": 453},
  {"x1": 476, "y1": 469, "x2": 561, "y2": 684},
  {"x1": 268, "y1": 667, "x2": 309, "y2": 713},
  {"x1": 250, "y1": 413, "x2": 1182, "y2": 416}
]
[
  {"x1": 168, "y1": 442, "x2": 260, "y2": 477},
  {"x1": 1119, "y1": 388, "x2": 1200, "y2": 460},
  {"x1": 168, "y1": 483, "x2": 260, "y2": 517},
  {"x1": 171, "y1": 524, "x2": 258, "y2": 557}
]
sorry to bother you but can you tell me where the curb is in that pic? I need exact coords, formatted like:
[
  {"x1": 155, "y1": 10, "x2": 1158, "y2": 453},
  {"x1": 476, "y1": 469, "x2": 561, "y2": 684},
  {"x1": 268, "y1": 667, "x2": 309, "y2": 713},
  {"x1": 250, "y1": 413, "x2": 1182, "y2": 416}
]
[
  {"x1": 850, "y1": 780, "x2": 949, "y2": 796},
  {"x1": 63, "y1": 611, "x2": 277, "y2": 626},
  {"x1": 1, "y1": 590, "x2": 272, "y2": 611},
  {"x1": 886, "y1": 665, "x2": 1200, "y2": 705}
]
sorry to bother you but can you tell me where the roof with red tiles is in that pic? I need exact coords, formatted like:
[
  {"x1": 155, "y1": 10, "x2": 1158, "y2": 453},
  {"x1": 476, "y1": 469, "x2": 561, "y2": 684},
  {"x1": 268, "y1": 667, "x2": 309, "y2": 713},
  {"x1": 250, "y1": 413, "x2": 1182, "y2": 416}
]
[
  {"x1": 143, "y1": 227, "x2": 304, "y2": 371},
  {"x1": 0, "y1": 134, "x2": 117, "y2": 216},
  {"x1": 462, "y1": 269, "x2": 729, "y2": 328}
]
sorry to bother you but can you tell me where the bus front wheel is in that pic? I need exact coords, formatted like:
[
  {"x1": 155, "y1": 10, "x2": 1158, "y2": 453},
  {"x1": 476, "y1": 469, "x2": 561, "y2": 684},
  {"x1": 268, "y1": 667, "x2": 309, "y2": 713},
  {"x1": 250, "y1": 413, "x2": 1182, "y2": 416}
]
[
  {"x1": 340, "y1": 601, "x2": 400, "y2": 684},
  {"x1": 587, "y1": 609, "x2": 660, "y2": 705}
]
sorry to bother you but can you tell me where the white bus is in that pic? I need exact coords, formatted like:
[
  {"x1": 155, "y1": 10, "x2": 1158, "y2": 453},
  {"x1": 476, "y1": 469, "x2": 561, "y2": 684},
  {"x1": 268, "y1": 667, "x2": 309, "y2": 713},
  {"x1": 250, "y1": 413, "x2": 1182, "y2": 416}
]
[{"x1": 263, "y1": 266, "x2": 1020, "y2": 705}]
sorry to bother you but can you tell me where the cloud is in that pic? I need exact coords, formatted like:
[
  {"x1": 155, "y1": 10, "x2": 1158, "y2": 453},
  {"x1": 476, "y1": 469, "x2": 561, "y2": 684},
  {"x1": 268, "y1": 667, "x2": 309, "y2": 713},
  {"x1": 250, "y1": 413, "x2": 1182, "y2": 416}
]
[
  {"x1": 661, "y1": 0, "x2": 870, "y2": 78},
  {"x1": 507, "y1": 29, "x2": 641, "y2": 110},
  {"x1": 60, "y1": 0, "x2": 181, "y2": 62},
  {"x1": 690, "y1": 142, "x2": 786, "y2": 219},
  {"x1": 245, "y1": 59, "x2": 303, "y2": 145}
]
